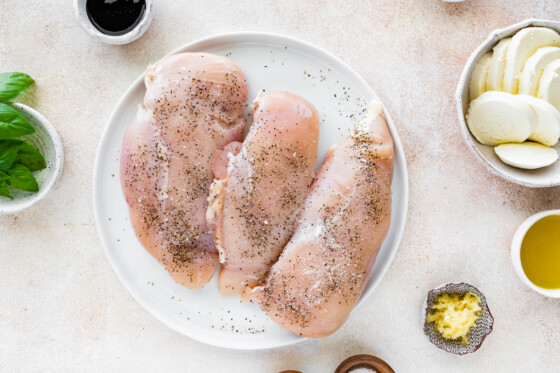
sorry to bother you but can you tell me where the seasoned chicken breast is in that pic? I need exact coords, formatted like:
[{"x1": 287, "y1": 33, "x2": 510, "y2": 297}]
[
  {"x1": 245, "y1": 101, "x2": 393, "y2": 337},
  {"x1": 207, "y1": 91, "x2": 320, "y2": 296},
  {"x1": 120, "y1": 53, "x2": 248, "y2": 289}
]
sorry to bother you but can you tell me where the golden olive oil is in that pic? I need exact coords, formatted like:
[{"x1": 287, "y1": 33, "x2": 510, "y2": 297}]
[{"x1": 520, "y1": 214, "x2": 560, "y2": 289}]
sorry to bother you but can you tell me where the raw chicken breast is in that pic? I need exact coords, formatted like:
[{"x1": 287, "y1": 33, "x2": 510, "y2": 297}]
[
  {"x1": 207, "y1": 91, "x2": 320, "y2": 296},
  {"x1": 120, "y1": 53, "x2": 248, "y2": 289},
  {"x1": 245, "y1": 101, "x2": 393, "y2": 337}
]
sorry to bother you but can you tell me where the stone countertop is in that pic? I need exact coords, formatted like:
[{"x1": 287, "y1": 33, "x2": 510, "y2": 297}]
[{"x1": 1, "y1": 0, "x2": 559, "y2": 371}]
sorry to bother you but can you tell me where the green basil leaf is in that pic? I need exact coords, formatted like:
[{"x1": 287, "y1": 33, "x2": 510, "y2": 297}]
[
  {"x1": 0, "y1": 169, "x2": 10, "y2": 181},
  {"x1": 7, "y1": 163, "x2": 38, "y2": 192},
  {"x1": 0, "y1": 180, "x2": 12, "y2": 199},
  {"x1": 0, "y1": 139, "x2": 23, "y2": 172},
  {"x1": 0, "y1": 103, "x2": 35, "y2": 139},
  {"x1": 16, "y1": 142, "x2": 46, "y2": 171},
  {"x1": 0, "y1": 72, "x2": 34, "y2": 103}
]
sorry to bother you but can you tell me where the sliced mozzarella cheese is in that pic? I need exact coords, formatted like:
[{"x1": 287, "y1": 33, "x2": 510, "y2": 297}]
[
  {"x1": 466, "y1": 91, "x2": 536, "y2": 146},
  {"x1": 517, "y1": 95, "x2": 560, "y2": 146},
  {"x1": 470, "y1": 52, "x2": 492, "y2": 101},
  {"x1": 518, "y1": 47, "x2": 560, "y2": 96},
  {"x1": 503, "y1": 27, "x2": 560, "y2": 94},
  {"x1": 486, "y1": 37, "x2": 511, "y2": 91},
  {"x1": 537, "y1": 58, "x2": 560, "y2": 111},
  {"x1": 495, "y1": 142, "x2": 558, "y2": 169}
]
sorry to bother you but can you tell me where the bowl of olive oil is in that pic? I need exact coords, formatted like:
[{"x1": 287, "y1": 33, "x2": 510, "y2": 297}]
[{"x1": 511, "y1": 210, "x2": 560, "y2": 297}]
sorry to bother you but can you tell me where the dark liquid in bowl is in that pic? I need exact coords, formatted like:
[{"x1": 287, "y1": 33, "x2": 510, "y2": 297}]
[{"x1": 86, "y1": 0, "x2": 146, "y2": 36}]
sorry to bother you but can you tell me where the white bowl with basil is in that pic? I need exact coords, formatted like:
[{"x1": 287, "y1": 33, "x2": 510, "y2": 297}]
[{"x1": 0, "y1": 73, "x2": 63, "y2": 214}]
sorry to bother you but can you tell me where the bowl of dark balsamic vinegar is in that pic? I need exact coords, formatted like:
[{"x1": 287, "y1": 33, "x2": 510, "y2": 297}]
[{"x1": 74, "y1": 0, "x2": 153, "y2": 45}]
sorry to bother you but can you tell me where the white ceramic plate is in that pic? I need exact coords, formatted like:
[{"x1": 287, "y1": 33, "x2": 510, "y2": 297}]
[
  {"x1": 93, "y1": 32, "x2": 409, "y2": 350},
  {"x1": 456, "y1": 19, "x2": 560, "y2": 188}
]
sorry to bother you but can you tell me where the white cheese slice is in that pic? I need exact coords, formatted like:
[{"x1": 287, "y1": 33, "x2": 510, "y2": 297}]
[
  {"x1": 469, "y1": 52, "x2": 492, "y2": 101},
  {"x1": 518, "y1": 47, "x2": 560, "y2": 96},
  {"x1": 503, "y1": 27, "x2": 560, "y2": 94},
  {"x1": 486, "y1": 37, "x2": 512, "y2": 92},
  {"x1": 495, "y1": 142, "x2": 558, "y2": 169},
  {"x1": 470, "y1": 52, "x2": 492, "y2": 101},
  {"x1": 537, "y1": 58, "x2": 560, "y2": 111},
  {"x1": 466, "y1": 91, "x2": 536, "y2": 146},
  {"x1": 517, "y1": 95, "x2": 560, "y2": 146}
]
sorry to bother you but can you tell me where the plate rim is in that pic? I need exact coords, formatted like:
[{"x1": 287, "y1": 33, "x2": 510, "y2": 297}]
[{"x1": 93, "y1": 31, "x2": 409, "y2": 350}]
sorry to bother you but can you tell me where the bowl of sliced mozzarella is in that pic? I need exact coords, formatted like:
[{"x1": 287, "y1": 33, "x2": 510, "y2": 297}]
[{"x1": 456, "y1": 19, "x2": 560, "y2": 187}]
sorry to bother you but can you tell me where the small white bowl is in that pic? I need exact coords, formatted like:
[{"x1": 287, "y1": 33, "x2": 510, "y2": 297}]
[
  {"x1": 511, "y1": 209, "x2": 560, "y2": 298},
  {"x1": 73, "y1": 0, "x2": 154, "y2": 45},
  {"x1": 0, "y1": 104, "x2": 64, "y2": 215},
  {"x1": 456, "y1": 19, "x2": 560, "y2": 188}
]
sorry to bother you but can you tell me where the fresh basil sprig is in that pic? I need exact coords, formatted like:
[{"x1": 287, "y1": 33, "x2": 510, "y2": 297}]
[
  {"x1": 0, "y1": 180, "x2": 11, "y2": 198},
  {"x1": 0, "y1": 103, "x2": 35, "y2": 139},
  {"x1": 16, "y1": 142, "x2": 46, "y2": 171},
  {"x1": 0, "y1": 140, "x2": 23, "y2": 172},
  {"x1": 0, "y1": 140, "x2": 45, "y2": 172},
  {"x1": 0, "y1": 170, "x2": 11, "y2": 198},
  {"x1": 6, "y1": 163, "x2": 39, "y2": 192},
  {"x1": 0, "y1": 72, "x2": 34, "y2": 103},
  {"x1": 0, "y1": 72, "x2": 46, "y2": 199}
]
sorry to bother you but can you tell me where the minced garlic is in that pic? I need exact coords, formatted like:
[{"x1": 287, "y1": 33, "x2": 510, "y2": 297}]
[{"x1": 426, "y1": 291, "x2": 482, "y2": 344}]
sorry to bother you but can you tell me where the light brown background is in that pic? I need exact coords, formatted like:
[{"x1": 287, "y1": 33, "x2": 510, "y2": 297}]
[{"x1": 1, "y1": 0, "x2": 559, "y2": 371}]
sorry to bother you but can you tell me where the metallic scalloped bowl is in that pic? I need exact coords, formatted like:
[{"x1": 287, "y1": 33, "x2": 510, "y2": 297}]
[{"x1": 423, "y1": 282, "x2": 494, "y2": 355}]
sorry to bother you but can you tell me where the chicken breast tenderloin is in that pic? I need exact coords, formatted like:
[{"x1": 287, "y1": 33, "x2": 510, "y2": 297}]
[
  {"x1": 245, "y1": 101, "x2": 394, "y2": 337},
  {"x1": 207, "y1": 91, "x2": 320, "y2": 296},
  {"x1": 120, "y1": 53, "x2": 248, "y2": 289}
]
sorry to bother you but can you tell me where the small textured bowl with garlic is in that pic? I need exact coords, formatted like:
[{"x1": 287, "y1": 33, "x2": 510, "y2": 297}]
[
  {"x1": 457, "y1": 19, "x2": 560, "y2": 187},
  {"x1": 423, "y1": 283, "x2": 494, "y2": 355}
]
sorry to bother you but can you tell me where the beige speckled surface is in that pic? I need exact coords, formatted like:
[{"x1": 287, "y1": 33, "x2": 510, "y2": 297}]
[{"x1": 1, "y1": 1, "x2": 560, "y2": 372}]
